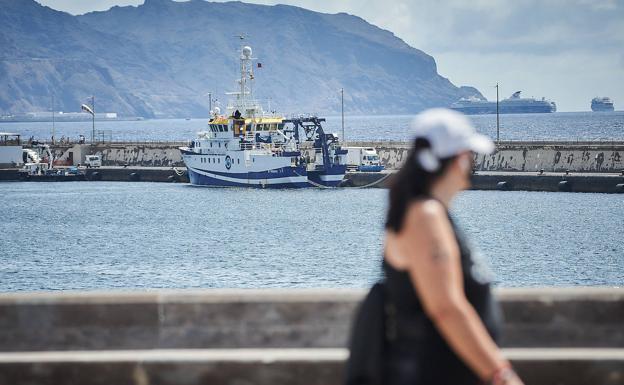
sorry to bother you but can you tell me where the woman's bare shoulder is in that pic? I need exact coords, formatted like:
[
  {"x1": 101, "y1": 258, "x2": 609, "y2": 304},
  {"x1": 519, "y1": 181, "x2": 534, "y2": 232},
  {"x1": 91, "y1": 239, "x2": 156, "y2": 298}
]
[{"x1": 405, "y1": 198, "x2": 447, "y2": 224}]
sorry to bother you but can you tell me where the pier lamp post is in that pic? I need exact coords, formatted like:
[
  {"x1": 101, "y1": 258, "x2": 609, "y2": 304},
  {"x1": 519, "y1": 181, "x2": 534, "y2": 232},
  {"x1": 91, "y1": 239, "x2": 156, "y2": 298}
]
[
  {"x1": 495, "y1": 83, "x2": 500, "y2": 144},
  {"x1": 341, "y1": 88, "x2": 345, "y2": 143},
  {"x1": 50, "y1": 94, "x2": 55, "y2": 143}
]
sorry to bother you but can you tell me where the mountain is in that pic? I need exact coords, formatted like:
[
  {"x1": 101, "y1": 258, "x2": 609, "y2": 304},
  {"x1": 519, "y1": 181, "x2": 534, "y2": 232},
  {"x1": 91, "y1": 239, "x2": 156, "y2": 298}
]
[{"x1": 0, "y1": 0, "x2": 483, "y2": 117}]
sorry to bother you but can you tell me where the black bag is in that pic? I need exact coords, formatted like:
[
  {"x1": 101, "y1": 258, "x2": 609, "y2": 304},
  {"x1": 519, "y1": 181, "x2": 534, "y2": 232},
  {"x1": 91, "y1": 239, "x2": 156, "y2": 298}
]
[{"x1": 344, "y1": 282, "x2": 387, "y2": 385}]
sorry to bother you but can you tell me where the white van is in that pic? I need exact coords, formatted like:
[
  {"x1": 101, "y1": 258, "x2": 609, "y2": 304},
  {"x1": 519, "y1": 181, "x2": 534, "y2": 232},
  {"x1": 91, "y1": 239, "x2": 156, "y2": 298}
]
[
  {"x1": 84, "y1": 155, "x2": 102, "y2": 168},
  {"x1": 344, "y1": 147, "x2": 384, "y2": 172}
]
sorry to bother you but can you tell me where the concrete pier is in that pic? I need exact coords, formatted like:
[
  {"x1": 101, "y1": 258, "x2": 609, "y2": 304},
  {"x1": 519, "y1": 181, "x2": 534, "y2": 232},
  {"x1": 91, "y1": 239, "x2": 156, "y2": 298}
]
[
  {"x1": 40, "y1": 140, "x2": 624, "y2": 173},
  {"x1": 2, "y1": 140, "x2": 623, "y2": 192},
  {"x1": 0, "y1": 288, "x2": 622, "y2": 384},
  {"x1": 1, "y1": 167, "x2": 623, "y2": 193}
]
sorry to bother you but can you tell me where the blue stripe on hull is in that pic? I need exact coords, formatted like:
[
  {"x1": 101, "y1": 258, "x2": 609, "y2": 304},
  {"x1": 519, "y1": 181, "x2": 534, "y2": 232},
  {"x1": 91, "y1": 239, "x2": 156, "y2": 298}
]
[
  {"x1": 308, "y1": 165, "x2": 347, "y2": 187},
  {"x1": 188, "y1": 168, "x2": 310, "y2": 189},
  {"x1": 193, "y1": 166, "x2": 306, "y2": 180}
]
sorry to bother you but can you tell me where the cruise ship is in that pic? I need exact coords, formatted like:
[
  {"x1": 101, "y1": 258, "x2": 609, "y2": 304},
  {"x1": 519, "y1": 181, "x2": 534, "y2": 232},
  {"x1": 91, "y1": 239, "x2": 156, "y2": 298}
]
[
  {"x1": 451, "y1": 91, "x2": 556, "y2": 114},
  {"x1": 179, "y1": 45, "x2": 347, "y2": 188},
  {"x1": 591, "y1": 97, "x2": 614, "y2": 112}
]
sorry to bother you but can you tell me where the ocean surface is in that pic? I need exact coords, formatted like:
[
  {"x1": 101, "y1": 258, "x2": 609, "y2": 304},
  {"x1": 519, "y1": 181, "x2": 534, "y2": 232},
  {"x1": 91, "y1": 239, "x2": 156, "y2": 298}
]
[
  {"x1": 1, "y1": 182, "x2": 622, "y2": 292},
  {"x1": 1, "y1": 111, "x2": 623, "y2": 143}
]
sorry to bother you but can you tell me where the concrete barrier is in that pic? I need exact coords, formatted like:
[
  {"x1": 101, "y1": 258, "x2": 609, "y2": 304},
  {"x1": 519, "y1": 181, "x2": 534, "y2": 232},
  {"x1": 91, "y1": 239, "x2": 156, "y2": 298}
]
[
  {"x1": 1, "y1": 348, "x2": 622, "y2": 385},
  {"x1": 0, "y1": 288, "x2": 622, "y2": 385},
  {"x1": 1, "y1": 288, "x2": 622, "y2": 352},
  {"x1": 41, "y1": 141, "x2": 624, "y2": 172},
  {"x1": 347, "y1": 141, "x2": 624, "y2": 172}
]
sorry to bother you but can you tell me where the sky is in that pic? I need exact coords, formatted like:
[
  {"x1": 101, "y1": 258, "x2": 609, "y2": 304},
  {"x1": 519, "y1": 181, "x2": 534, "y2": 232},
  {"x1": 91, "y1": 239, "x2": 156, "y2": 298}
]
[{"x1": 36, "y1": 0, "x2": 624, "y2": 112}]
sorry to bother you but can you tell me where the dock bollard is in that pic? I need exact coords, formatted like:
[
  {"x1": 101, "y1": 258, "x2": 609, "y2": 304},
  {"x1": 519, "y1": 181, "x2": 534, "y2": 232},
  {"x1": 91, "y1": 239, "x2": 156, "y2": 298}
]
[{"x1": 557, "y1": 180, "x2": 571, "y2": 192}]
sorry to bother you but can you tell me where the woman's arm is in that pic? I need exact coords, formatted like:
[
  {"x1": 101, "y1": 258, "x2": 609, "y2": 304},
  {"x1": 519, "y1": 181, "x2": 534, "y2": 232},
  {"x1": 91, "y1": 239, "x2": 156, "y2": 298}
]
[{"x1": 392, "y1": 200, "x2": 521, "y2": 384}]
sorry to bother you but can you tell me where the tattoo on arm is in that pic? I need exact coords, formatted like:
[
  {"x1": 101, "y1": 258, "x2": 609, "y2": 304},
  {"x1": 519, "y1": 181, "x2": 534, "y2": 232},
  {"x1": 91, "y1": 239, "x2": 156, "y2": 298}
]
[{"x1": 431, "y1": 237, "x2": 450, "y2": 263}]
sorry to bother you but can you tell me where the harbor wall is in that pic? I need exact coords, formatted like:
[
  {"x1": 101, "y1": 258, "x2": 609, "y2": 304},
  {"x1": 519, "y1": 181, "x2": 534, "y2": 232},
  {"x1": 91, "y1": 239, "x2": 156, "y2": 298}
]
[
  {"x1": 348, "y1": 141, "x2": 624, "y2": 172},
  {"x1": 348, "y1": 171, "x2": 624, "y2": 193},
  {"x1": 43, "y1": 141, "x2": 624, "y2": 172},
  {"x1": 0, "y1": 288, "x2": 622, "y2": 385},
  {"x1": 46, "y1": 143, "x2": 186, "y2": 167}
]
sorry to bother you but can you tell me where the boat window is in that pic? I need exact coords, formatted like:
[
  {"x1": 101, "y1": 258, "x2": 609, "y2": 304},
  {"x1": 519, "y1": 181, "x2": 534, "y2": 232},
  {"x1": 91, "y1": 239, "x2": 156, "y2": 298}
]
[
  {"x1": 218, "y1": 142, "x2": 221, "y2": 148},
  {"x1": 218, "y1": 158, "x2": 221, "y2": 164},
  {"x1": 210, "y1": 142, "x2": 213, "y2": 147},
  {"x1": 237, "y1": 159, "x2": 240, "y2": 164},
  {"x1": 245, "y1": 124, "x2": 252, "y2": 132},
  {"x1": 221, "y1": 124, "x2": 227, "y2": 132},
  {"x1": 270, "y1": 124, "x2": 277, "y2": 130},
  {"x1": 278, "y1": 123, "x2": 284, "y2": 130}
]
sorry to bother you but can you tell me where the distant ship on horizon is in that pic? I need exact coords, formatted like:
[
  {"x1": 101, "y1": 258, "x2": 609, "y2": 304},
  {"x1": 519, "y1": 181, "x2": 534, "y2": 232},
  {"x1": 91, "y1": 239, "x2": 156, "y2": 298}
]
[
  {"x1": 450, "y1": 91, "x2": 556, "y2": 115},
  {"x1": 591, "y1": 97, "x2": 614, "y2": 112}
]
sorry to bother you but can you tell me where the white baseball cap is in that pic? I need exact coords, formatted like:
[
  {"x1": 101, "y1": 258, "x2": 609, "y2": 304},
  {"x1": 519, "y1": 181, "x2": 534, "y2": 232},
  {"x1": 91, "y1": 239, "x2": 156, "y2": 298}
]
[{"x1": 410, "y1": 108, "x2": 495, "y2": 158}]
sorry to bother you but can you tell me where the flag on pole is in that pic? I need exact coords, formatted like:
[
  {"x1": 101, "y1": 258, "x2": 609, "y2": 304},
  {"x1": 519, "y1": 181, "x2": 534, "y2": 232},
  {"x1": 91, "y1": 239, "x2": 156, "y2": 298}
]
[{"x1": 81, "y1": 104, "x2": 94, "y2": 115}]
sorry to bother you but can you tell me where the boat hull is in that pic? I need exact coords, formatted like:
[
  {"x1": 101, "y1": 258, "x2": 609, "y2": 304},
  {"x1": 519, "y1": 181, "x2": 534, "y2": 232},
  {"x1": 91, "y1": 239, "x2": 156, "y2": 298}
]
[
  {"x1": 451, "y1": 103, "x2": 556, "y2": 115},
  {"x1": 307, "y1": 164, "x2": 347, "y2": 187},
  {"x1": 187, "y1": 166, "x2": 310, "y2": 188}
]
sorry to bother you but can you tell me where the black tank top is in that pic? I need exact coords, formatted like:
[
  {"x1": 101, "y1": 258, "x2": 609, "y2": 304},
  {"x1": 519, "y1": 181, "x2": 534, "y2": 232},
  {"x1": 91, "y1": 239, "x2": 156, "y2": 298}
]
[{"x1": 382, "y1": 211, "x2": 502, "y2": 385}]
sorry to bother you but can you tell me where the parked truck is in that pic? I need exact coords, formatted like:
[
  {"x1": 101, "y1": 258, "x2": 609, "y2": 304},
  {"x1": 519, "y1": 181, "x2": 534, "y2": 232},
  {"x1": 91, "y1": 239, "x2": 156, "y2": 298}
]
[
  {"x1": 84, "y1": 155, "x2": 101, "y2": 168},
  {"x1": 344, "y1": 147, "x2": 384, "y2": 172}
]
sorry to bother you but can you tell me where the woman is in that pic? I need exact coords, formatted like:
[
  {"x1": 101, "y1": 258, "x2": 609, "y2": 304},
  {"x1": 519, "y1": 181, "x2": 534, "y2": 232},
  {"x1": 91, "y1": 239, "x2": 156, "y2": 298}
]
[{"x1": 347, "y1": 109, "x2": 524, "y2": 385}]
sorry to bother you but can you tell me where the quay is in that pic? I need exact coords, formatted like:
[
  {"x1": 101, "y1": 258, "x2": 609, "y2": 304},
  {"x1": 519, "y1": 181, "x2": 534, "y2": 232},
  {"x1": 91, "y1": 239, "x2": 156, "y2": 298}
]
[
  {"x1": 1, "y1": 167, "x2": 623, "y2": 193},
  {"x1": 27, "y1": 140, "x2": 624, "y2": 173},
  {"x1": 0, "y1": 288, "x2": 622, "y2": 385},
  {"x1": 1, "y1": 140, "x2": 623, "y2": 192}
]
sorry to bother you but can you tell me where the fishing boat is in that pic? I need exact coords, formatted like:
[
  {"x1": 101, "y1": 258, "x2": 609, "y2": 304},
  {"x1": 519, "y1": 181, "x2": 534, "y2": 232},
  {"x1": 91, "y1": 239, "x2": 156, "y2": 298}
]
[{"x1": 179, "y1": 44, "x2": 347, "y2": 188}]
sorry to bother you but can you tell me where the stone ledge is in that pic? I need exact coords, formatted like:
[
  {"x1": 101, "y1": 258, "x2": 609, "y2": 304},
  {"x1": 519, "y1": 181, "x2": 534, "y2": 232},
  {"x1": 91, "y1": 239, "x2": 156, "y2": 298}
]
[
  {"x1": 0, "y1": 288, "x2": 622, "y2": 351},
  {"x1": 0, "y1": 348, "x2": 621, "y2": 385}
]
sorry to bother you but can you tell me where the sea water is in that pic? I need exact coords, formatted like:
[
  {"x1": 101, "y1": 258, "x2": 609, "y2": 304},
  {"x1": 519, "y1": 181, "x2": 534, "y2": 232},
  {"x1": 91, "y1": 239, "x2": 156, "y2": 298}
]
[
  {"x1": 2, "y1": 111, "x2": 623, "y2": 143},
  {"x1": 0, "y1": 182, "x2": 622, "y2": 291}
]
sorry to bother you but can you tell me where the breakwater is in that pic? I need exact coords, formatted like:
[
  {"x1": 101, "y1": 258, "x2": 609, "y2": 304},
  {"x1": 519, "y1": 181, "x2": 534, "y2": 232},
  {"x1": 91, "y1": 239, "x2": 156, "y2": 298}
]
[
  {"x1": 352, "y1": 140, "x2": 624, "y2": 172},
  {"x1": 1, "y1": 168, "x2": 623, "y2": 193},
  {"x1": 41, "y1": 141, "x2": 624, "y2": 172},
  {"x1": 2, "y1": 140, "x2": 622, "y2": 192},
  {"x1": 0, "y1": 288, "x2": 622, "y2": 385}
]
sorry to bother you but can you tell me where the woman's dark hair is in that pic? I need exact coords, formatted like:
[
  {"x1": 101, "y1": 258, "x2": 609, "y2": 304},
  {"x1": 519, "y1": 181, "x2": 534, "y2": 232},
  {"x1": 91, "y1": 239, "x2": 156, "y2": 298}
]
[{"x1": 385, "y1": 137, "x2": 456, "y2": 233}]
